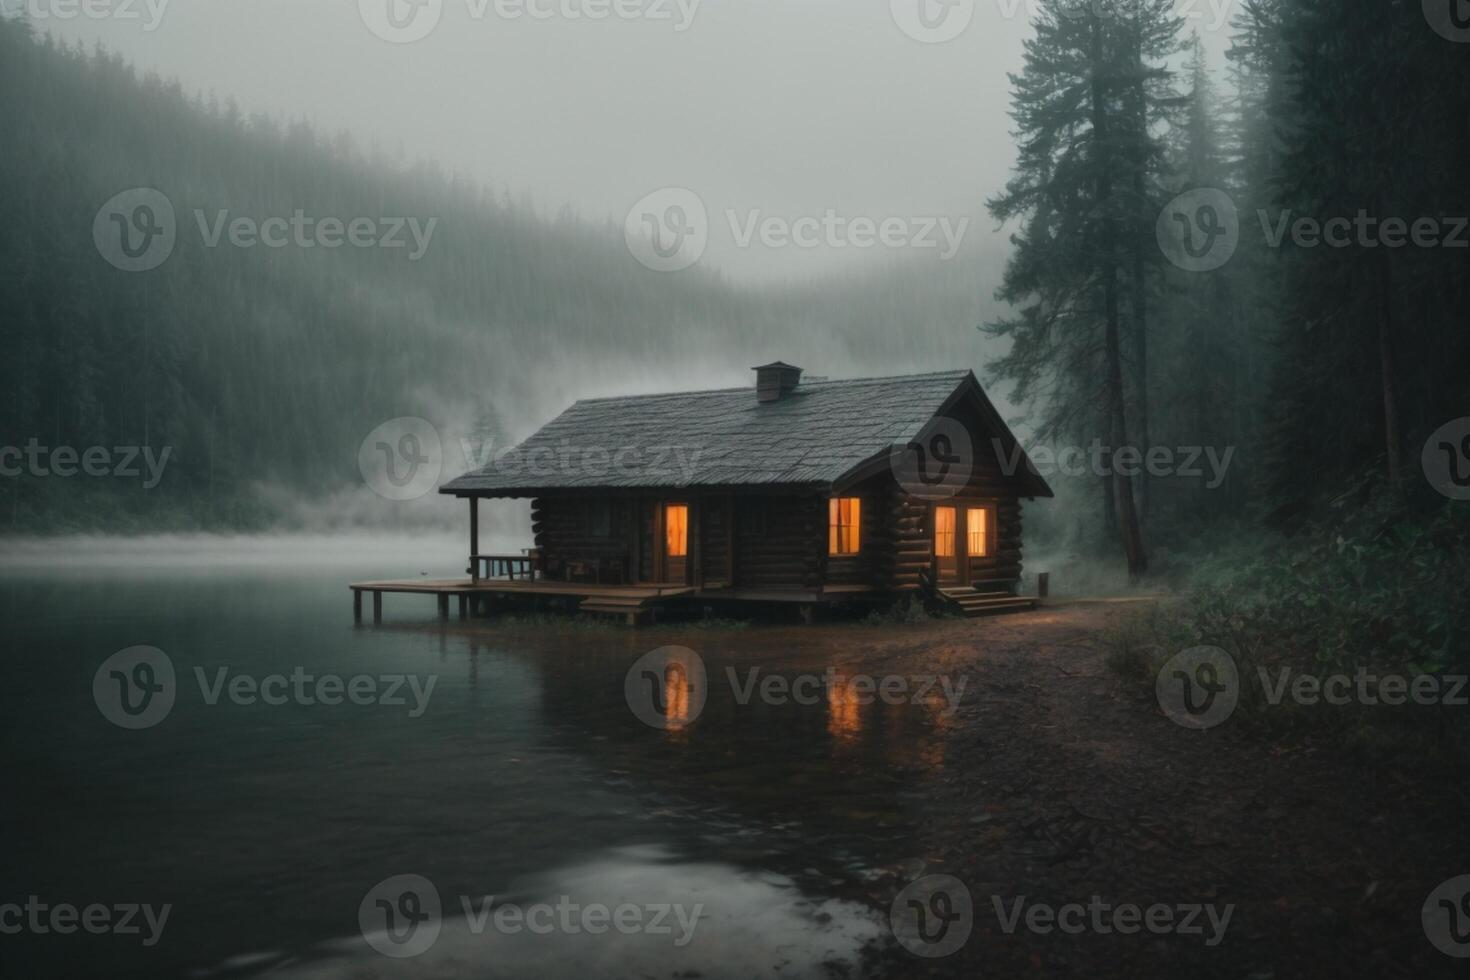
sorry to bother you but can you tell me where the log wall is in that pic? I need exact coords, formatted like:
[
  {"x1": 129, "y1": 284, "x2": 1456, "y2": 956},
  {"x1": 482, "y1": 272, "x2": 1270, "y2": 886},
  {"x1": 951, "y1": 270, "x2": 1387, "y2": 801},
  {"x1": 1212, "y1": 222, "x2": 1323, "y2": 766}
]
[
  {"x1": 527, "y1": 480, "x2": 1031, "y2": 593},
  {"x1": 732, "y1": 493, "x2": 824, "y2": 590},
  {"x1": 531, "y1": 496, "x2": 636, "y2": 580}
]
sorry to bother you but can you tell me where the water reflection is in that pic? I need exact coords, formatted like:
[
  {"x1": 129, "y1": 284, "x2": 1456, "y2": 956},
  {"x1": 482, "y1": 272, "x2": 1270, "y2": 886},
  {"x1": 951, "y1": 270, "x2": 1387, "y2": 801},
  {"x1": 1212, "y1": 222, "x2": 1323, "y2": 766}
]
[
  {"x1": 3, "y1": 561, "x2": 965, "y2": 979},
  {"x1": 661, "y1": 661, "x2": 694, "y2": 731},
  {"x1": 826, "y1": 674, "x2": 863, "y2": 743},
  {"x1": 217, "y1": 845, "x2": 883, "y2": 980}
]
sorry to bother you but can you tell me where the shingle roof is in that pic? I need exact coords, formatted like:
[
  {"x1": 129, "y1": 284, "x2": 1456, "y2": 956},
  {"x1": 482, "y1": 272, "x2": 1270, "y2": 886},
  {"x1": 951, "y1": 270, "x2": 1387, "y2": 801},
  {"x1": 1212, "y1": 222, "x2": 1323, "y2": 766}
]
[{"x1": 440, "y1": 369, "x2": 1050, "y2": 496}]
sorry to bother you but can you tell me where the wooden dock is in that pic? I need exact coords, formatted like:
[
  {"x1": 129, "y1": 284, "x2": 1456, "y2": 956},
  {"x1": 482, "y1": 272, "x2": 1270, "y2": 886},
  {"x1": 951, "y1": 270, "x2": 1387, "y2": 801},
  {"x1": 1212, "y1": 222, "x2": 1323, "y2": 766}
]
[{"x1": 349, "y1": 578, "x2": 695, "y2": 626}]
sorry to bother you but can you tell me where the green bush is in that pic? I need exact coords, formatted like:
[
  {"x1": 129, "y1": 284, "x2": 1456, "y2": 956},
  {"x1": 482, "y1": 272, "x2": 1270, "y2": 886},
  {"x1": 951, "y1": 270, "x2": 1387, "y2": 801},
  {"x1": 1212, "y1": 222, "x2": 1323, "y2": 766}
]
[{"x1": 1107, "y1": 492, "x2": 1470, "y2": 753}]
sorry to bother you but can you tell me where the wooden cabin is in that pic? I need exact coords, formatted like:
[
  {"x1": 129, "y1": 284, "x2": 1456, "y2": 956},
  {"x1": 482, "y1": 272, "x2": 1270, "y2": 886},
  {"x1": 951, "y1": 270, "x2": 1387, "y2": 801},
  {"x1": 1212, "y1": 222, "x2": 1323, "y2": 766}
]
[{"x1": 438, "y1": 363, "x2": 1053, "y2": 618}]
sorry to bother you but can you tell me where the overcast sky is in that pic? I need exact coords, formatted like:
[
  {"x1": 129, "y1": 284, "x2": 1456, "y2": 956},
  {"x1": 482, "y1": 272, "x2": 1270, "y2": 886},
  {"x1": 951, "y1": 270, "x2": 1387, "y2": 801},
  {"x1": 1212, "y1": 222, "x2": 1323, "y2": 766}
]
[{"x1": 22, "y1": 0, "x2": 1238, "y2": 280}]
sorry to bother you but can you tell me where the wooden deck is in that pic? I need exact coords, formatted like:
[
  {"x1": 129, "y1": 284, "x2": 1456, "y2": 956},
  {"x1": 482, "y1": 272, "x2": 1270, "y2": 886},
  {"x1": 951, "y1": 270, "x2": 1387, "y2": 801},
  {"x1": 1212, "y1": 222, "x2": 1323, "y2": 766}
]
[
  {"x1": 348, "y1": 577, "x2": 880, "y2": 625},
  {"x1": 349, "y1": 577, "x2": 695, "y2": 625}
]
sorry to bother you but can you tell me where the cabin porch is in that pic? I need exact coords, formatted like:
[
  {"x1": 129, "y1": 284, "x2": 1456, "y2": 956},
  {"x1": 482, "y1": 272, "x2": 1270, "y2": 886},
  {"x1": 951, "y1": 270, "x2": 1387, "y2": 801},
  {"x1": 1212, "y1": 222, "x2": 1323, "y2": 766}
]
[
  {"x1": 347, "y1": 575, "x2": 883, "y2": 626},
  {"x1": 348, "y1": 577, "x2": 697, "y2": 626}
]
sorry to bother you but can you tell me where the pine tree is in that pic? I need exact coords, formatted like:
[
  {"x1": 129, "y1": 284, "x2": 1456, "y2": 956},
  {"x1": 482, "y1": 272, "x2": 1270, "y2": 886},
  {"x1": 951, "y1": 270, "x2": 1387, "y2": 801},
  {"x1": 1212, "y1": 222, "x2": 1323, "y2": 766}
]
[
  {"x1": 987, "y1": 0, "x2": 1184, "y2": 578},
  {"x1": 1153, "y1": 36, "x2": 1244, "y2": 518},
  {"x1": 1262, "y1": 0, "x2": 1470, "y2": 513}
]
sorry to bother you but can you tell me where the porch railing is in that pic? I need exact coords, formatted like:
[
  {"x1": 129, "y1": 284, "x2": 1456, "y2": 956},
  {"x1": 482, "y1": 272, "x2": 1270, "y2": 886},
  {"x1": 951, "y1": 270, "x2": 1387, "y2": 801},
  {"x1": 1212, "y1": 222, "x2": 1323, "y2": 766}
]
[{"x1": 469, "y1": 552, "x2": 539, "y2": 582}]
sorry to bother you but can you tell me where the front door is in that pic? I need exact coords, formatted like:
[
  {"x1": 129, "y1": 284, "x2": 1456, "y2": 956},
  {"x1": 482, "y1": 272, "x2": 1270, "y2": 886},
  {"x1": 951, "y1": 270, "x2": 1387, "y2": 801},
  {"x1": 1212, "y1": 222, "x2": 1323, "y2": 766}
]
[
  {"x1": 663, "y1": 503, "x2": 689, "y2": 584},
  {"x1": 934, "y1": 506, "x2": 959, "y2": 585}
]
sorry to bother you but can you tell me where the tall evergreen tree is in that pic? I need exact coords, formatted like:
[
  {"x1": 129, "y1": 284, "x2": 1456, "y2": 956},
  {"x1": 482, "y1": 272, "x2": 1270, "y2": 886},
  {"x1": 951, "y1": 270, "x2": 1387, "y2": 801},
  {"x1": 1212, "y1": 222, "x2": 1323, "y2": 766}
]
[
  {"x1": 1152, "y1": 36, "x2": 1246, "y2": 518},
  {"x1": 987, "y1": 0, "x2": 1184, "y2": 578},
  {"x1": 1262, "y1": 0, "x2": 1470, "y2": 514}
]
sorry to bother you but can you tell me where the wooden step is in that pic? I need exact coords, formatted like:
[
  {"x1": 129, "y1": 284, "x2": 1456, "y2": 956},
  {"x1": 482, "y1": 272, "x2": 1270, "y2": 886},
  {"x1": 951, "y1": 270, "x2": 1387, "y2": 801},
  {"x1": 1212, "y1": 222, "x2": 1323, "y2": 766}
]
[
  {"x1": 942, "y1": 589, "x2": 1012, "y2": 603},
  {"x1": 958, "y1": 597, "x2": 1036, "y2": 617},
  {"x1": 937, "y1": 584, "x2": 1037, "y2": 618}
]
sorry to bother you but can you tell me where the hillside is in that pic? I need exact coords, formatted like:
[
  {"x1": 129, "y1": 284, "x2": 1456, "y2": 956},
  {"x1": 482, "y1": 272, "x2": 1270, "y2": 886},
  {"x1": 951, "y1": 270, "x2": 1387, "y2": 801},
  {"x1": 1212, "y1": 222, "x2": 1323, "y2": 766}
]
[{"x1": 0, "y1": 19, "x2": 1010, "y2": 532}]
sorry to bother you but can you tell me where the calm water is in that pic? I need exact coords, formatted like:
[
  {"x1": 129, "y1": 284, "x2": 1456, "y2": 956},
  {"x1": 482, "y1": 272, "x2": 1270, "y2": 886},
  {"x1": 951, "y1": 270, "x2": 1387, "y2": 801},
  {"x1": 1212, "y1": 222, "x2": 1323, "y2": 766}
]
[{"x1": 0, "y1": 537, "x2": 960, "y2": 979}]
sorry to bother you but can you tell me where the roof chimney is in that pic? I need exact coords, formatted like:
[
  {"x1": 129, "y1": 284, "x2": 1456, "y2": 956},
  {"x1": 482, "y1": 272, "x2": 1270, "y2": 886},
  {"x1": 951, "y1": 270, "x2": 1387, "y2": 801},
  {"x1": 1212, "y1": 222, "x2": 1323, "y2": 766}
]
[{"x1": 753, "y1": 361, "x2": 803, "y2": 403}]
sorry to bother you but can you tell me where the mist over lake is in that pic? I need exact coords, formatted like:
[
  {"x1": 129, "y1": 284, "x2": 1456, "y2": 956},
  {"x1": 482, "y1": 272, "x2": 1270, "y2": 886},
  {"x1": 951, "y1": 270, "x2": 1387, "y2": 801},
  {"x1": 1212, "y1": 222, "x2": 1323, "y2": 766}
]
[{"x1": 2, "y1": 3, "x2": 1469, "y2": 979}]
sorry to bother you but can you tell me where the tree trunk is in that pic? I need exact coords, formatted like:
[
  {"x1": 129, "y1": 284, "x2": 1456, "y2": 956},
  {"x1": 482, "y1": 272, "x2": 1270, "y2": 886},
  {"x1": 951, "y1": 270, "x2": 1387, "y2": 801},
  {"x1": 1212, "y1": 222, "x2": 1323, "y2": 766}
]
[
  {"x1": 1091, "y1": 16, "x2": 1148, "y2": 580},
  {"x1": 1378, "y1": 253, "x2": 1402, "y2": 488},
  {"x1": 1130, "y1": 239, "x2": 1150, "y2": 523},
  {"x1": 1107, "y1": 272, "x2": 1149, "y2": 580},
  {"x1": 1127, "y1": 26, "x2": 1151, "y2": 525}
]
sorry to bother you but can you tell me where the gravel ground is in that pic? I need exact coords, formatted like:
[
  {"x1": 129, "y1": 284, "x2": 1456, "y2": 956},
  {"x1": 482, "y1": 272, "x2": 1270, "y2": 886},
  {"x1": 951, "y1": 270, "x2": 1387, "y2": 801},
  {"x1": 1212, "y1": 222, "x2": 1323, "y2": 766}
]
[{"x1": 838, "y1": 603, "x2": 1470, "y2": 979}]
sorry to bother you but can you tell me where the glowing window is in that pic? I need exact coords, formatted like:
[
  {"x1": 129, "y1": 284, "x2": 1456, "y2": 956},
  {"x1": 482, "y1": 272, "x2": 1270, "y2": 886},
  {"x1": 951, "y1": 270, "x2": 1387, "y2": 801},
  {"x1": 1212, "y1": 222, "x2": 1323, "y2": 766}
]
[
  {"x1": 967, "y1": 507, "x2": 989, "y2": 557},
  {"x1": 934, "y1": 507, "x2": 956, "y2": 558},
  {"x1": 828, "y1": 497, "x2": 861, "y2": 556},
  {"x1": 664, "y1": 504, "x2": 688, "y2": 558}
]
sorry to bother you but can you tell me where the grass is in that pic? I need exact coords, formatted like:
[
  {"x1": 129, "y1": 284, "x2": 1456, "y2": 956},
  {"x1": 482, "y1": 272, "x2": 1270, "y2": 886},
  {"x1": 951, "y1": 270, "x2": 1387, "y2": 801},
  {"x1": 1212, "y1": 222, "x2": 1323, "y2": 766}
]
[{"x1": 1105, "y1": 491, "x2": 1470, "y2": 759}]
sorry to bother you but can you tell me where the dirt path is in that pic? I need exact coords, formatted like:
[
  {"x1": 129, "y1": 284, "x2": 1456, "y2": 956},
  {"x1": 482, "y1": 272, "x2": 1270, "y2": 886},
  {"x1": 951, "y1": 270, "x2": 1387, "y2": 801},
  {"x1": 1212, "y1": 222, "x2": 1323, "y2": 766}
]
[{"x1": 851, "y1": 604, "x2": 1468, "y2": 979}]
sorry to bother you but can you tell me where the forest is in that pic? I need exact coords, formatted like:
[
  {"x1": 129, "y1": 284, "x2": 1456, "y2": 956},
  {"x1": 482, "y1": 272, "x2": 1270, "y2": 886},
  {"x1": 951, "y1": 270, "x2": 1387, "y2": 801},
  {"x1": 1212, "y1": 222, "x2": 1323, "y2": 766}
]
[
  {"x1": 980, "y1": 0, "x2": 1469, "y2": 729},
  {"x1": 0, "y1": 14, "x2": 1004, "y2": 532},
  {"x1": 3, "y1": 6, "x2": 1469, "y2": 976},
  {"x1": 3, "y1": 1, "x2": 1469, "y2": 654}
]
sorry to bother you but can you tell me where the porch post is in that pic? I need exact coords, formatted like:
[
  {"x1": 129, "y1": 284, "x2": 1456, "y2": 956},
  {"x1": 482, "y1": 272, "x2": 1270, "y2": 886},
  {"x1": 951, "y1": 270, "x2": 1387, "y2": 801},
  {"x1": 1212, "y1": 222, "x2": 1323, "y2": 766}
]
[
  {"x1": 724, "y1": 494, "x2": 735, "y2": 586},
  {"x1": 652, "y1": 502, "x2": 665, "y2": 583},
  {"x1": 469, "y1": 496, "x2": 480, "y2": 583},
  {"x1": 630, "y1": 498, "x2": 643, "y2": 584},
  {"x1": 958, "y1": 500, "x2": 970, "y2": 587},
  {"x1": 690, "y1": 496, "x2": 703, "y2": 590}
]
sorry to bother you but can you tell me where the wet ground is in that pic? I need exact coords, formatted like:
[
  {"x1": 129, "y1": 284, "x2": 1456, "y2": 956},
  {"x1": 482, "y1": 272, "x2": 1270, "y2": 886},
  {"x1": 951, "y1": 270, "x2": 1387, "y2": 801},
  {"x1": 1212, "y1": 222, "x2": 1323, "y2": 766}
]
[
  {"x1": 1, "y1": 548, "x2": 1465, "y2": 978},
  {"x1": 838, "y1": 607, "x2": 1470, "y2": 979}
]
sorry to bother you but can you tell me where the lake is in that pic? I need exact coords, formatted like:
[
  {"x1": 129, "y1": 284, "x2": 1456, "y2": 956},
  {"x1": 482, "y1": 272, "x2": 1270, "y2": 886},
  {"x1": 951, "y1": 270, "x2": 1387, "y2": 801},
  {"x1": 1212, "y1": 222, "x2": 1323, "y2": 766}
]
[{"x1": 0, "y1": 536, "x2": 964, "y2": 979}]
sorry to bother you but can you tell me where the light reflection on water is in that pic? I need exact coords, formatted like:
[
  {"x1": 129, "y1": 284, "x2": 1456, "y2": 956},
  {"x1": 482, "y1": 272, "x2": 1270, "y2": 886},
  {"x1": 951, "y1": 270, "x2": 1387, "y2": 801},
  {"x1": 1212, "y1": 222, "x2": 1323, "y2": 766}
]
[
  {"x1": 0, "y1": 539, "x2": 961, "y2": 979},
  {"x1": 208, "y1": 845, "x2": 883, "y2": 980}
]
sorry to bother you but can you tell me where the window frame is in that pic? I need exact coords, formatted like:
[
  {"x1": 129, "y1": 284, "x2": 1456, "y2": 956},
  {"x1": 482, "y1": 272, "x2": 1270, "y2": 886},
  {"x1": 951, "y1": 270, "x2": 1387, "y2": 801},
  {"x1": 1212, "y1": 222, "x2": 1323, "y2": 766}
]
[
  {"x1": 664, "y1": 503, "x2": 689, "y2": 558},
  {"x1": 965, "y1": 505, "x2": 992, "y2": 558},
  {"x1": 934, "y1": 505, "x2": 957, "y2": 559},
  {"x1": 828, "y1": 496, "x2": 862, "y2": 557}
]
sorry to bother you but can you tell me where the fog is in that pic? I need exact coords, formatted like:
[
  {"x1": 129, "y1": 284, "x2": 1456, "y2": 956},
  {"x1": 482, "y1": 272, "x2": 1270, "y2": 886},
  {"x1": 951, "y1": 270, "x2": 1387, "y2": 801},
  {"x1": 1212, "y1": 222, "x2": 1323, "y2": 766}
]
[
  {"x1": 6, "y1": 8, "x2": 1468, "y2": 977},
  {"x1": 4, "y1": 0, "x2": 1348, "y2": 577},
  {"x1": 22, "y1": 0, "x2": 1236, "y2": 281}
]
